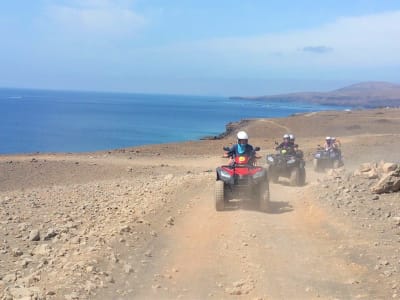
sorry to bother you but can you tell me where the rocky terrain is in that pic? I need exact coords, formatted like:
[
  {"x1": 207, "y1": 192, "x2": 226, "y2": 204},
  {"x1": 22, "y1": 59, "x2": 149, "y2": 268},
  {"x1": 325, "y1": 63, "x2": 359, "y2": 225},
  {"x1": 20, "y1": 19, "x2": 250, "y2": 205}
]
[
  {"x1": 1, "y1": 107, "x2": 400, "y2": 299},
  {"x1": 314, "y1": 162, "x2": 400, "y2": 291}
]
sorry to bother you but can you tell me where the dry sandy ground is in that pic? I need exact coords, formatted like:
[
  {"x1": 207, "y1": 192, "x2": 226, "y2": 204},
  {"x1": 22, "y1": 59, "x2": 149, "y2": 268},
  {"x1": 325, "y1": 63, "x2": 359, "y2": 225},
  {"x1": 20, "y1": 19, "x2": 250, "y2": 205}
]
[{"x1": 1, "y1": 108, "x2": 400, "y2": 299}]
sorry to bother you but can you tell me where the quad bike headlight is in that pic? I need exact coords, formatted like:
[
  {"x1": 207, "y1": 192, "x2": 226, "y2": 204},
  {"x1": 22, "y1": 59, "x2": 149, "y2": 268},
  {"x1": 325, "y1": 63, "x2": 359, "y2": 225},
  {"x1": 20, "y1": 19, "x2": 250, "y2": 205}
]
[
  {"x1": 220, "y1": 169, "x2": 231, "y2": 179},
  {"x1": 267, "y1": 156, "x2": 274, "y2": 162},
  {"x1": 287, "y1": 158, "x2": 296, "y2": 164}
]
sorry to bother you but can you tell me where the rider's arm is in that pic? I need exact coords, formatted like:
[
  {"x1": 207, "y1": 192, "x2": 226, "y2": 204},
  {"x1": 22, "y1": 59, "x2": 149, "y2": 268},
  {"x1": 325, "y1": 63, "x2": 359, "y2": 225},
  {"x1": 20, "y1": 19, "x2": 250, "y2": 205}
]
[
  {"x1": 247, "y1": 145, "x2": 256, "y2": 157},
  {"x1": 226, "y1": 145, "x2": 237, "y2": 157}
]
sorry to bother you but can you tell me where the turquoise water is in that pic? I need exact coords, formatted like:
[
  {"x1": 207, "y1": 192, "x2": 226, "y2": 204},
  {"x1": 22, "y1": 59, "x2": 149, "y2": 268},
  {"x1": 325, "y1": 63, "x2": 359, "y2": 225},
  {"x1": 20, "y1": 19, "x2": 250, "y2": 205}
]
[{"x1": 0, "y1": 88, "x2": 348, "y2": 154}]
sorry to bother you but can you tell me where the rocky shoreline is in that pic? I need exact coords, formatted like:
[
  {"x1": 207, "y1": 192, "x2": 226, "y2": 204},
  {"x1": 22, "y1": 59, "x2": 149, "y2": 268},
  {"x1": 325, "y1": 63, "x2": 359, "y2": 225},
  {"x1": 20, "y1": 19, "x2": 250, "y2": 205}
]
[{"x1": 200, "y1": 119, "x2": 251, "y2": 140}]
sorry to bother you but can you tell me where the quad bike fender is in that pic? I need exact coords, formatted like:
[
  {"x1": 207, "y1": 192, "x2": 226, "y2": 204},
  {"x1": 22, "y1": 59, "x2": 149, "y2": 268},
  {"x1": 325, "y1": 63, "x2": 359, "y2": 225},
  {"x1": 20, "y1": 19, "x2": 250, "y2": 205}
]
[
  {"x1": 216, "y1": 166, "x2": 267, "y2": 185},
  {"x1": 216, "y1": 167, "x2": 234, "y2": 185}
]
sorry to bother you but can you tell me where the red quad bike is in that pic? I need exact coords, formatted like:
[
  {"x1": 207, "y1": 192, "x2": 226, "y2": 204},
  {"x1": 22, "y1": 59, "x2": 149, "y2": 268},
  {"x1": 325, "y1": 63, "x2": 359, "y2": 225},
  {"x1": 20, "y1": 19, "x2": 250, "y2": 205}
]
[{"x1": 215, "y1": 146, "x2": 270, "y2": 212}]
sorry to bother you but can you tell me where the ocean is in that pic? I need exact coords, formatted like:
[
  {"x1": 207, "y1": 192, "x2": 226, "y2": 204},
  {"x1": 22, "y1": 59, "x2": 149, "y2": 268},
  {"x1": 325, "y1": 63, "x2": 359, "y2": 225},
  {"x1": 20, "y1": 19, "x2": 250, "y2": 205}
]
[{"x1": 0, "y1": 88, "x2": 347, "y2": 154}]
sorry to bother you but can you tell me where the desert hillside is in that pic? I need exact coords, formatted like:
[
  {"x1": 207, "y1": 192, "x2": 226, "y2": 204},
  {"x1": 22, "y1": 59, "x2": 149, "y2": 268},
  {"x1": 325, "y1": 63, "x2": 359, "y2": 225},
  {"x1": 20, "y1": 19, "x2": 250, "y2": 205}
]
[
  {"x1": 1, "y1": 108, "x2": 400, "y2": 299},
  {"x1": 232, "y1": 81, "x2": 400, "y2": 107}
]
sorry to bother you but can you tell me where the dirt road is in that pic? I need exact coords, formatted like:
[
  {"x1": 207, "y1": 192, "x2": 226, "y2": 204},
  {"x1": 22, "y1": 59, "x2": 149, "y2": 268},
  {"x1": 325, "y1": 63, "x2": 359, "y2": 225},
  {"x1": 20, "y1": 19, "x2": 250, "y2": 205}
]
[
  {"x1": 2, "y1": 108, "x2": 399, "y2": 299},
  {"x1": 94, "y1": 163, "x2": 392, "y2": 300}
]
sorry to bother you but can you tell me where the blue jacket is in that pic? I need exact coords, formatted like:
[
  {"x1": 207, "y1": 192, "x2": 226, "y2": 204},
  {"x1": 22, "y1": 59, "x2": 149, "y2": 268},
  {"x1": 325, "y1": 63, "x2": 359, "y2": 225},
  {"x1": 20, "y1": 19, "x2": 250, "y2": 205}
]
[{"x1": 227, "y1": 144, "x2": 254, "y2": 157}]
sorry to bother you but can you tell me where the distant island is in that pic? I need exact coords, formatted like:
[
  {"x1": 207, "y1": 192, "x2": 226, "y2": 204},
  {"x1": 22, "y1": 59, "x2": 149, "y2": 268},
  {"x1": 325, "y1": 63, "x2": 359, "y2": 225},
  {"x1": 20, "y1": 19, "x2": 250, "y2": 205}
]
[{"x1": 230, "y1": 81, "x2": 400, "y2": 108}]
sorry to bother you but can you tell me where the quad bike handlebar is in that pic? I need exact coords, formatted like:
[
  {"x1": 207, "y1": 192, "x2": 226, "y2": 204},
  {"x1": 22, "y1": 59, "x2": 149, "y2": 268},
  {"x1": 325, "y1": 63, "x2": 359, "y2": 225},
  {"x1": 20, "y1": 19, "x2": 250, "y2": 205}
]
[
  {"x1": 222, "y1": 146, "x2": 260, "y2": 158},
  {"x1": 222, "y1": 146, "x2": 261, "y2": 166}
]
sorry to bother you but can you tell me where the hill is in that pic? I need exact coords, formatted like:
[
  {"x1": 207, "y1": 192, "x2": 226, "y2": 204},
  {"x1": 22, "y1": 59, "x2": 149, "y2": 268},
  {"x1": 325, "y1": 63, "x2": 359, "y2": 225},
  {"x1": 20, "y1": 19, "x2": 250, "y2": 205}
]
[{"x1": 231, "y1": 81, "x2": 400, "y2": 108}]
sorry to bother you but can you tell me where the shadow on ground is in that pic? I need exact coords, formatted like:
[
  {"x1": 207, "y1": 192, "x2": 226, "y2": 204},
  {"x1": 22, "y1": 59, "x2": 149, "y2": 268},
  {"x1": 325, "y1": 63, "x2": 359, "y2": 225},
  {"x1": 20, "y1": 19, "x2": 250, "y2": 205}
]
[{"x1": 220, "y1": 199, "x2": 294, "y2": 214}]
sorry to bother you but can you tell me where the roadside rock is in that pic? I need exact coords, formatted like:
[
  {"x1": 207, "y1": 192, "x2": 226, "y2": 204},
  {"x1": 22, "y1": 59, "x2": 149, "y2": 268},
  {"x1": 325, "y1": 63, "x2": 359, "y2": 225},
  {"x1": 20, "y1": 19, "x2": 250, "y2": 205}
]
[
  {"x1": 382, "y1": 162, "x2": 398, "y2": 173},
  {"x1": 371, "y1": 166, "x2": 400, "y2": 194},
  {"x1": 359, "y1": 162, "x2": 376, "y2": 173},
  {"x1": 32, "y1": 244, "x2": 52, "y2": 256},
  {"x1": 12, "y1": 248, "x2": 23, "y2": 257},
  {"x1": 29, "y1": 229, "x2": 41, "y2": 241},
  {"x1": 43, "y1": 228, "x2": 58, "y2": 240},
  {"x1": 365, "y1": 169, "x2": 379, "y2": 179},
  {"x1": 3, "y1": 286, "x2": 43, "y2": 300},
  {"x1": 315, "y1": 159, "x2": 400, "y2": 297},
  {"x1": 166, "y1": 216, "x2": 175, "y2": 226},
  {"x1": 355, "y1": 163, "x2": 379, "y2": 179},
  {"x1": 224, "y1": 278, "x2": 255, "y2": 295}
]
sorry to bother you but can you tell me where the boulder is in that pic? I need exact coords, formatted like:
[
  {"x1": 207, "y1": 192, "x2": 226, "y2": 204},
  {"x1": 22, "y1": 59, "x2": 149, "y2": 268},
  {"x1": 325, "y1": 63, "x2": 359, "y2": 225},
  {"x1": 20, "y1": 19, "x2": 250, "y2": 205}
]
[
  {"x1": 29, "y1": 229, "x2": 41, "y2": 241},
  {"x1": 355, "y1": 162, "x2": 379, "y2": 179},
  {"x1": 359, "y1": 162, "x2": 376, "y2": 172},
  {"x1": 364, "y1": 169, "x2": 379, "y2": 179},
  {"x1": 43, "y1": 228, "x2": 58, "y2": 240},
  {"x1": 32, "y1": 244, "x2": 52, "y2": 256},
  {"x1": 382, "y1": 163, "x2": 398, "y2": 173},
  {"x1": 371, "y1": 166, "x2": 400, "y2": 194}
]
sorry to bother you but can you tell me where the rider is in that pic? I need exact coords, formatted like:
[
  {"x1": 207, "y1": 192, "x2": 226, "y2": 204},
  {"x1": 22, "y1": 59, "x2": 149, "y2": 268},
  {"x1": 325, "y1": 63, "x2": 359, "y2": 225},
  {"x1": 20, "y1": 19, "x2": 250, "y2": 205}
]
[
  {"x1": 225, "y1": 131, "x2": 255, "y2": 164},
  {"x1": 323, "y1": 136, "x2": 334, "y2": 151},
  {"x1": 289, "y1": 134, "x2": 298, "y2": 150},
  {"x1": 289, "y1": 133, "x2": 303, "y2": 158},
  {"x1": 331, "y1": 137, "x2": 341, "y2": 149},
  {"x1": 331, "y1": 137, "x2": 342, "y2": 157},
  {"x1": 276, "y1": 134, "x2": 295, "y2": 155}
]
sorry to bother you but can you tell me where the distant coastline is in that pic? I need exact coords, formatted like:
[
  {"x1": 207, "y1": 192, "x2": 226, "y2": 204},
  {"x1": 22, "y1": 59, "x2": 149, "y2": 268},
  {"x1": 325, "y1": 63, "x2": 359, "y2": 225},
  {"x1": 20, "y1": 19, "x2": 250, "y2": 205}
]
[
  {"x1": 230, "y1": 81, "x2": 400, "y2": 108},
  {"x1": 1, "y1": 88, "x2": 344, "y2": 154}
]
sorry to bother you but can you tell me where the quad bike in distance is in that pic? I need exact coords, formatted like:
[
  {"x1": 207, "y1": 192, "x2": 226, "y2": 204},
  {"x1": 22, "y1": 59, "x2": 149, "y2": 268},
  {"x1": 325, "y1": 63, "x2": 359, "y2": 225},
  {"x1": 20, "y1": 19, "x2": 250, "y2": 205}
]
[
  {"x1": 313, "y1": 147, "x2": 344, "y2": 172},
  {"x1": 215, "y1": 146, "x2": 270, "y2": 212},
  {"x1": 266, "y1": 148, "x2": 306, "y2": 186}
]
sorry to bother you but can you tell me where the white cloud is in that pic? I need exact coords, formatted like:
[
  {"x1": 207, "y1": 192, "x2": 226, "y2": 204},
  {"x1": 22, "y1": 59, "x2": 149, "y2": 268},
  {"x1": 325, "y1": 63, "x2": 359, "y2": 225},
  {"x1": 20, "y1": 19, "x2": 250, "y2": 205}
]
[
  {"x1": 153, "y1": 10, "x2": 400, "y2": 75},
  {"x1": 45, "y1": 0, "x2": 146, "y2": 37}
]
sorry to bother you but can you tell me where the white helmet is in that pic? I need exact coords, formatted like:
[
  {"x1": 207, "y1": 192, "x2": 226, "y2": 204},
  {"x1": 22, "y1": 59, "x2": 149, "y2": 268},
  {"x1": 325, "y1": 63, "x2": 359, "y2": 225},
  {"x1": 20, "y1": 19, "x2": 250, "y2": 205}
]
[
  {"x1": 325, "y1": 136, "x2": 331, "y2": 140},
  {"x1": 283, "y1": 134, "x2": 289, "y2": 139},
  {"x1": 237, "y1": 131, "x2": 248, "y2": 140},
  {"x1": 331, "y1": 137, "x2": 336, "y2": 141},
  {"x1": 289, "y1": 134, "x2": 295, "y2": 141}
]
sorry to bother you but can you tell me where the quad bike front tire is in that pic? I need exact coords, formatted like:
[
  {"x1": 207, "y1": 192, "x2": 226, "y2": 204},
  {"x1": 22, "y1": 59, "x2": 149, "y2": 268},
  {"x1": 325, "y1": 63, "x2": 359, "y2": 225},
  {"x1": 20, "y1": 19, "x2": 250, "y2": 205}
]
[
  {"x1": 290, "y1": 168, "x2": 300, "y2": 186},
  {"x1": 299, "y1": 168, "x2": 306, "y2": 186},
  {"x1": 333, "y1": 160, "x2": 340, "y2": 169},
  {"x1": 259, "y1": 182, "x2": 270, "y2": 212},
  {"x1": 313, "y1": 158, "x2": 320, "y2": 172},
  {"x1": 215, "y1": 180, "x2": 225, "y2": 211},
  {"x1": 269, "y1": 170, "x2": 279, "y2": 183},
  {"x1": 266, "y1": 165, "x2": 278, "y2": 183}
]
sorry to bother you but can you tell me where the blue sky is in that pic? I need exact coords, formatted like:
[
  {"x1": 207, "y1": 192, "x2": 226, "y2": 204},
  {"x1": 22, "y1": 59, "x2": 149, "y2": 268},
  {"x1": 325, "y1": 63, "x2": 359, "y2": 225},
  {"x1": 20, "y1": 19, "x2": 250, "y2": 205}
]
[{"x1": 1, "y1": 0, "x2": 400, "y2": 96}]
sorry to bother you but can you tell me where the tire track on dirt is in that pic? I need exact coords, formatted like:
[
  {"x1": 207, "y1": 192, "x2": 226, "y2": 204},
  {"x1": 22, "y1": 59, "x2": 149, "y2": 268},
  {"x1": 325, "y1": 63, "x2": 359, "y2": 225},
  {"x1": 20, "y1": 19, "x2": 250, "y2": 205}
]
[
  {"x1": 260, "y1": 119, "x2": 292, "y2": 133},
  {"x1": 116, "y1": 168, "x2": 389, "y2": 299}
]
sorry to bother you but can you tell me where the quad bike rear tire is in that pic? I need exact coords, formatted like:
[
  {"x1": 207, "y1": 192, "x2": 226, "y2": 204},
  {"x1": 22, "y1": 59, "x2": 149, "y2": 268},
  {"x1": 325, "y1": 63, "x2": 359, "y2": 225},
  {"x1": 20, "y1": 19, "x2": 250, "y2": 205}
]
[
  {"x1": 215, "y1": 180, "x2": 225, "y2": 211},
  {"x1": 290, "y1": 168, "x2": 300, "y2": 186},
  {"x1": 259, "y1": 182, "x2": 270, "y2": 212}
]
